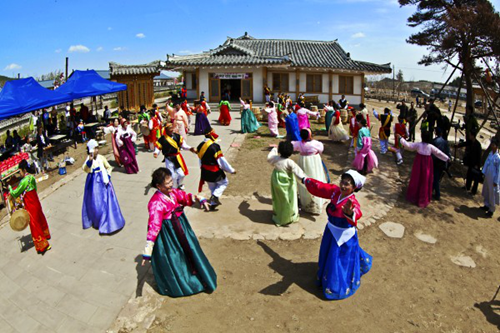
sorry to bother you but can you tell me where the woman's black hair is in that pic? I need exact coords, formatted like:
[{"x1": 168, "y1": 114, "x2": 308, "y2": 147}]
[
  {"x1": 269, "y1": 101, "x2": 275, "y2": 108},
  {"x1": 341, "y1": 173, "x2": 360, "y2": 192},
  {"x1": 19, "y1": 159, "x2": 36, "y2": 174},
  {"x1": 151, "y1": 167, "x2": 172, "y2": 189},
  {"x1": 299, "y1": 129, "x2": 310, "y2": 141},
  {"x1": 278, "y1": 141, "x2": 293, "y2": 158},
  {"x1": 421, "y1": 131, "x2": 432, "y2": 143},
  {"x1": 358, "y1": 118, "x2": 367, "y2": 127},
  {"x1": 355, "y1": 113, "x2": 363, "y2": 121}
]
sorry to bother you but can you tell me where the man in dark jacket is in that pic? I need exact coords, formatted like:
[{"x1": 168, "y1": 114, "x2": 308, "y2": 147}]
[
  {"x1": 431, "y1": 128, "x2": 450, "y2": 200},
  {"x1": 456, "y1": 129, "x2": 482, "y2": 195}
]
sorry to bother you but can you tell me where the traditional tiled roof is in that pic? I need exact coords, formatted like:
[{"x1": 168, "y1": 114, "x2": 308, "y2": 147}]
[
  {"x1": 109, "y1": 61, "x2": 161, "y2": 76},
  {"x1": 164, "y1": 33, "x2": 391, "y2": 74}
]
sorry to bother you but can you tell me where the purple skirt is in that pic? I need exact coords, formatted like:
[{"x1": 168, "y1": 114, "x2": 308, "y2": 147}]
[
  {"x1": 194, "y1": 112, "x2": 211, "y2": 136},
  {"x1": 82, "y1": 171, "x2": 125, "y2": 234},
  {"x1": 406, "y1": 153, "x2": 433, "y2": 208},
  {"x1": 119, "y1": 136, "x2": 139, "y2": 174}
]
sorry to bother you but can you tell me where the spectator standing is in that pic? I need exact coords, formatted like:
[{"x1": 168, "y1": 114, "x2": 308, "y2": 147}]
[
  {"x1": 456, "y1": 130, "x2": 482, "y2": 195},
  {"x1": 431, "y1": 128, "x2": 451, "y2": 200}
]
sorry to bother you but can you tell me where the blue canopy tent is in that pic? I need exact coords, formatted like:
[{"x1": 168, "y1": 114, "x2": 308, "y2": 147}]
[
  {"x1": 56, "y1": 70, "x2": 126, "y2": 99},
  {"x1": 0, "y1": 78, "x2": 73, "y2": 121}
]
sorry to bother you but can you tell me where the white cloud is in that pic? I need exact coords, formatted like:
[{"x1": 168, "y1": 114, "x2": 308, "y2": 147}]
[
  {"x1": 351, "y1": 32, "x2": 366, "y2": 39},
  {"x1": 68, "y1": 45, "x2": 90, "y2": 53},
  {"x1": 96, "y1": 46, "x2": 103, "y2": 52},
  {"x1": 55, "y1": 49, "x2": 62, "y2": 53},
  {"x1": 4, "y1": 63, "x2": 21, "y2": 71},
  {"x1": 136, "y1": 33, "x2": 146, "y2": 38},
  {"x1": 113, "y1": 47, "x2": 125, "y2": 51}
]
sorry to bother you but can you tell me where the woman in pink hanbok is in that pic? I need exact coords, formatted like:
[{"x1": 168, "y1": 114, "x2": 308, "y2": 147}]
[
  {"x1": 400, "y1": 132, "x2": 449, "y2": 208},
  {"x1": 103, "y1": 119, "x2": 121, "y2": 167},
  {"x1": 262, "y1": 101, "x2": 280, "y2": 137},
  {"x1": 296, "y1": 105, "x2": 319, "y2": 130},
  {"x1": 142, "y1": 167, "x2": 216, "y2": 297},
  {"x1": 293, "y1": 129, "x2": 328, "y2": 214}
]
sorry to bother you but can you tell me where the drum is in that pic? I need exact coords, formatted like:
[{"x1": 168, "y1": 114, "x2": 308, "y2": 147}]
[
  {"x1": 10, "y1": 208, "x2": 29, "y2": 232},
  {"x1": 140, "y1": 123, "x2": 151, "y2": 136},
  {"x1": 252, "y1": 107, "x2": 262, "y2": 121}
]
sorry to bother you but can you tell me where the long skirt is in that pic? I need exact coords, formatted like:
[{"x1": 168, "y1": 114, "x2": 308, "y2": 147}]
[
  {"x1": 218, "y1": 105, "x2": 232, "y2": 126},
  {"x1": 482, "y1": 171, "x2": 499, "y2": 212},
  {"x1": 268, "y1": 113, "x2": 279, "y2": 137},
  {"x1": 325, "y1": 111, "x2": 334, "y2": 133},
  {"x1": 111, "y1": 133, "x2": 121, "y2": 167},
  {"x1": 119, "y1": 137, "x2": 139, "y2": 174},
  {"x1": 328, "y1": 122, "x2": 349, "y2": 142},
  {"x1": 194, "y1": 112, "x2": 211, "y2": 135},
  {"x1": 317, "y1": 225, "x2": 372, "y2": 300},
  {"x1": 406, "y1": 153, "x2": 433, "y2": 208},
  {"x1": 24, "y1": 190, "x2": 51, "y2": 253},
  {"x1": 151, "y1": 214, "x2": 217, "y2": 297},
  {"x1": 82, "y1": 171, "x2": 126, "y2": 234},
  {"x1": 175, "y1": 120, "x2": 187, "y2": 142},
  {"x1": 271, "y1": 170, "x2": 299, "y2": 226},
  {"x1": 298, "y1": 154, "x2": 327, "y2": 214},
  {"x1": 241, "y1": 109, "x2": 261, "y2": 133}
]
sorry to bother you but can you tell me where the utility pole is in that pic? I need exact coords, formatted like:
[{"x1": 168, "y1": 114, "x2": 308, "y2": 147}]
[{"x1": 65, "y1": 57, "x2": 69, "y2": 80}]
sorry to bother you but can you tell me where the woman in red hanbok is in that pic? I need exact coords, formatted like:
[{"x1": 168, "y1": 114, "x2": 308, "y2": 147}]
[
  {"x1": 218, "y1": 100, "x2": 232, "y2": 126},
  {"x1": 9, "y1": 160, "x2": 51, "y2": 254}
]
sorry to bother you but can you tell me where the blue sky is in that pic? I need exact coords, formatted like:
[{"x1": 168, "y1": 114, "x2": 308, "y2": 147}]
[{"x1": 1, "y1": 0, "x2": 499, "y2": 82}]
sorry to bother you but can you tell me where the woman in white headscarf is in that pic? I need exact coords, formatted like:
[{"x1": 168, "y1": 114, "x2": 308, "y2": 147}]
[
  {"x1": 302, "y1": 170, "x2": 372, "y2": 300},
  {"x1": 82, "y1": 140, "x2": 125, "y2": 234}
]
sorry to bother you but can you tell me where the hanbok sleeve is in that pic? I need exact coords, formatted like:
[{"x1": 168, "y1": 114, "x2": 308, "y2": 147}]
[
  {"x1": 143, "y1": 199, "x2": 165, "y2": 260},
  {"x1": 399, "y1": 138, "x2": 419, "y2": 152},
  {"x1": 9, "y1": 176, "x2": 30, "y2": 198},
  {"x1": 180, "y1": 139, "x2": 192, "y2": 150},
  {"x1": 101, "y1": 155, "x2": 113, "y2": 175},
  {"x1": 267, "y1": 147, "x2": 279, "y2": 165},
  {"x1": 344, "y1": 197, "x2": 362, "y2": 227},
  {"x1": 429, "y1": 145, "x2": 450, "y2": 162},
  {"x1": 304, "y1": 178, "x2": 338, "y2": 199},
  {"x1": 129, "y1": 128, "x2": 137, "y2": 143},
  {"x1": 312, "y1": 140, "x2": 324, "y2": 154},
  {"x1": 171, "y1": 188, "x2": 195, "y2": 207},
  {"x1": 82, "y1": 157, "x2": 93, "y2": 173},
  {"x1": 287, "y1": 160, "x2": 306, "y2": 179},
  {"x1": 291, "y1": 141, "x2": 301, "y2": 152},
  {"x1": 217, "y1": 156, "x2": 235, "y2": 174}
]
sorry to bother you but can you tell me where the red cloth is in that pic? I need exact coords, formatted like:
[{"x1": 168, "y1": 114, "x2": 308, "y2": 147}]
[
  {"x1": 198, "y1": 164, "x2": 220, "y2": 192},
  {"x1": 218, "y1": 104, "x2": 232, "y2": 125},
  {"x1": 23, "y1": 190, "x2": 50, "y2": 253},
  {"x1": 406, "y1": 153, "x2": 433, "y2": 208}
]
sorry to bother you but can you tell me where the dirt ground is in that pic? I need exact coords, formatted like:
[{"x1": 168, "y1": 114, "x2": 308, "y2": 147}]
[{"x1": 143, "y1": 100, "x2": 500, "y2": 333}]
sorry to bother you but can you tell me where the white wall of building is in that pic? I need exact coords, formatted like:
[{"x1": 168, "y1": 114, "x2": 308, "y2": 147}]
[
  {"x1": 199, "y1": 67, "x2": 263, "y2": 102},
  {"x1": 191, "y1": 68, "x2": 363, "y2": 105}
]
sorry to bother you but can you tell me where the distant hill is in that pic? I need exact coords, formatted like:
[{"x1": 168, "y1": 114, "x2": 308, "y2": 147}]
[{"x1": 0, "y1": 75, "x2": 15, "y2": 88}]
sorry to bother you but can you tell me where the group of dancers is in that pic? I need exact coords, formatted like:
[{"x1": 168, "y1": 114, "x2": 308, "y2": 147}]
[{"x1": 10, "y1": 94, "x2": 497, "y2": 303}]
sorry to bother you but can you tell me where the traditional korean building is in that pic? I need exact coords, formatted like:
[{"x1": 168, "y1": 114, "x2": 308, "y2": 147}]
[
  {"x1": 109, "y1": 61, "x2": 161, "y2": 111},
  {"x1": 163, "y1": 32, "x2": 391, "y2": 104}
]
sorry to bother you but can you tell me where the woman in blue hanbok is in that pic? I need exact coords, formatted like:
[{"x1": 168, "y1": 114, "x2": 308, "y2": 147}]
[
  {"x1": 303, "y1": 170, "x2": 371, "y2": 300},
  {"x1": 82, "y1": 140, "x2": 125, "y2": 234}
]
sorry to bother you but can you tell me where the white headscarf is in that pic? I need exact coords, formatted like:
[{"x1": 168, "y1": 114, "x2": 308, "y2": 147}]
[
  {"x1": 86, "y1": 140, "x2": 109, "y2": 185},
  {"x1": 344, "y1": 169, "x2": 366, "y2": 190}
]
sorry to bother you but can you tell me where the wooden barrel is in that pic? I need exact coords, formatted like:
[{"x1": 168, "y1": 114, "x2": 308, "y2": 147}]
[
  {"x1": 252, "y1": 107, "x2": 262, "y2": 121},
  {"x1": 340, "y1": 109, "x2": 348, "y2": 124}
]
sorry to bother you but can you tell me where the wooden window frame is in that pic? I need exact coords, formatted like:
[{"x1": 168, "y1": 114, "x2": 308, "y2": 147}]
[
  {"x1": 339, "y1": 75, "x2": 354, "y2": 95},
  {"x1": 191, "y1": 73, "x2": 197, "y2": 90},
  {"x1": 306, "y1": 74, "x2": 323, "y2": 93},
  {"x1": 272, "y1": 73, "x2": 289, "y2": 92}
]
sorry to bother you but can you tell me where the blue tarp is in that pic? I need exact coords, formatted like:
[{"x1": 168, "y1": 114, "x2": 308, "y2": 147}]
[
  {"x1": 0, "y1": 78, "x2": 73, "y2": 120},
  {"x1": 57, "y1": 70, "x2": 126, "y2": 99}
]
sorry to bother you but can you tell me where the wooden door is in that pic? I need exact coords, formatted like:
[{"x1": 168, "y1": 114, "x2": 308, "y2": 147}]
[
  {"x1": 241, "y1": 78, "x2": 252, "y2": 100},
  {"x1": 209, "y1": 77, "x2": 220, "y2": 102}
]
